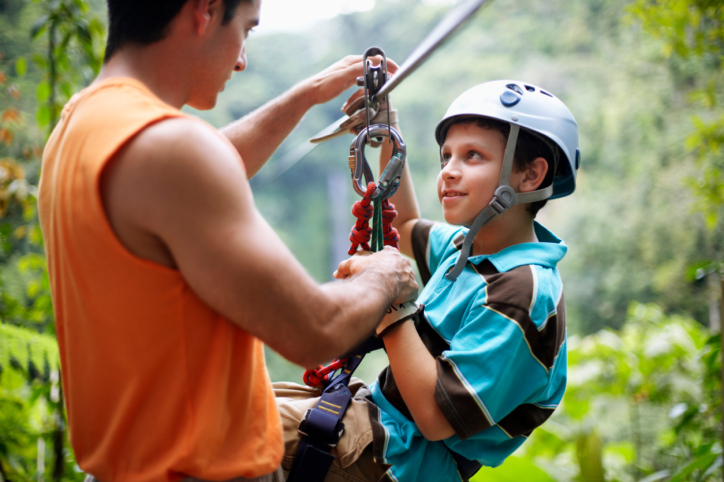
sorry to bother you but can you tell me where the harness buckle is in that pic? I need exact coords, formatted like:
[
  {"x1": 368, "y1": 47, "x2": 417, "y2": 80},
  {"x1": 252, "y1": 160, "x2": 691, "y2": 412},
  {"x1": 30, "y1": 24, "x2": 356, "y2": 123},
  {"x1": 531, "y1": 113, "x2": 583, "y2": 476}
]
[
  {"x1": 298, "y1": 409, "x2": 346, "y2": 448},
  {"x1": 489, "y1": 185, "x2": 516, "y2": 215}
]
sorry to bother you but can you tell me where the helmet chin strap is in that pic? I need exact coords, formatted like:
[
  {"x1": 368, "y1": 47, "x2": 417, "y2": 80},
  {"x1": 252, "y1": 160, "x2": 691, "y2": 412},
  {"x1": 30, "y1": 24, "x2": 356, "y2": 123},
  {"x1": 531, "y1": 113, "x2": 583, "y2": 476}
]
[{"x1": 444, "y1": 124, "x2": 554, "y2": 282}]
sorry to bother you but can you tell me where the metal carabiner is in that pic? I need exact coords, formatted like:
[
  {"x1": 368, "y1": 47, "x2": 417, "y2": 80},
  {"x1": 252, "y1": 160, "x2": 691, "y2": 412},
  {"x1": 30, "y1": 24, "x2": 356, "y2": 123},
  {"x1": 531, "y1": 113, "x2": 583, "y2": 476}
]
[
  {"x1": 349, "y1": 124, "x2": 406, "y2": 199},
  {"x1": 360, "y1": 47, "x2": 392, "y2": 146}
]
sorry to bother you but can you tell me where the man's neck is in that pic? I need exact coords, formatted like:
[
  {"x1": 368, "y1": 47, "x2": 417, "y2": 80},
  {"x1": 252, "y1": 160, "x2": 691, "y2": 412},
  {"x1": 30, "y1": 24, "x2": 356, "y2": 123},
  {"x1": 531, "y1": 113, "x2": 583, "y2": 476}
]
[{"x1": 96, "y1": 45, "x2": 190, "y2": 109}]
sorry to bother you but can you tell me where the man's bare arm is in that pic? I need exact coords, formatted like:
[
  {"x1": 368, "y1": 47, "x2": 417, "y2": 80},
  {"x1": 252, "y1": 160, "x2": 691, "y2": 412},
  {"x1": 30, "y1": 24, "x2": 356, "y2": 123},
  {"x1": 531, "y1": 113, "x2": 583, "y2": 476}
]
[
  {"x1": 101, "y1": 118, "x2": 418, "y2": 368},
  {"x1": 222, "y1": 55, "x2": 374, "y2": 178}
]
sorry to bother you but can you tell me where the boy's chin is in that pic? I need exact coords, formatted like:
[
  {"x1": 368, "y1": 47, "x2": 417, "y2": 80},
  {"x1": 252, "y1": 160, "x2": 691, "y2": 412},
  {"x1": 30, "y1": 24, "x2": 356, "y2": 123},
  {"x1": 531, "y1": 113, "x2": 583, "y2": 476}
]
[{"x1": 442, "y1": 211, "x2": 475, "y2": 227}]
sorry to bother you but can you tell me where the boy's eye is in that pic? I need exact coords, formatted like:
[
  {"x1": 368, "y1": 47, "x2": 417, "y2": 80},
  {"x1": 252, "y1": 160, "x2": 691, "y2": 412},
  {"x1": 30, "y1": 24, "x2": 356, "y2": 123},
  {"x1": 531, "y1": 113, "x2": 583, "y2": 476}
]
[
  {"x1": 468, "y1": 151, "x2": 483, "y2": 160},
  {"x1": 440, "y1": 153, "x2": 451, "y2": 169}
]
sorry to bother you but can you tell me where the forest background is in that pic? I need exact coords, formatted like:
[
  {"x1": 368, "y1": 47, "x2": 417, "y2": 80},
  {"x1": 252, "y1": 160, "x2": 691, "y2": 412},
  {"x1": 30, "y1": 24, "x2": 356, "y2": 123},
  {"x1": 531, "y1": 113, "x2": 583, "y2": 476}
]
[{"x1": 0, "y1": 0, "x2": 722, "y2": 480}]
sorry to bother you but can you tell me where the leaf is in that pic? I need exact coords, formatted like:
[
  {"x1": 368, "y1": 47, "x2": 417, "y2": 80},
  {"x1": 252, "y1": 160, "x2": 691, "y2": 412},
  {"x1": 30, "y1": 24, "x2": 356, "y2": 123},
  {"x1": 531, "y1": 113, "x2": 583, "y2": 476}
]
[
  {"x1": 31, "y1": 52, "x2": 47, "y2": 69},
  {"x1": 30, "y1": 14, "x2": 49, "y2": 39},
  {"x1": 36, "y1": 81, "x2": 50, "y2": 103},
  {"x1": 37, "y1": 105, "x2": 50, "y2": 127},
  {"x1": 668, "y1": 453, "x2": 720, "y2": 482},
  {"x1": 8, "y1": 84, "x2": 20, "y2": 100},
  {"x1": 0, "y1": 127, "x2": 13, "y2": 147},
  {"x1": 14, "y1": 58, "x2": 26, "y2": 78},
  {"x1": 471, "y1": 456, "x2": 556, "y2": 482},
  {"x1": 638, "y1": 470, "x2": 671, "y2": 482},
  {"x1": 1, "y1": 107, "x2": 20, "y2": 123},
  {"x1": 0, "y1": 71, "x2": 5, "y2": 85}
]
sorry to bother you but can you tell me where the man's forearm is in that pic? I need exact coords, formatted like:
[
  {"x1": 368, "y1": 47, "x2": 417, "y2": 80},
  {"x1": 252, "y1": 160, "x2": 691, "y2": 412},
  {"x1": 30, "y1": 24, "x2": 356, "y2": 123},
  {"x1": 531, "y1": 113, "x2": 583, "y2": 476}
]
[
  {"x1": 313, "y1": 277, "x2": 395, "y2": 360},
  {"x1": 221, "y1": 81, "x2": 315, "y2": 178}
]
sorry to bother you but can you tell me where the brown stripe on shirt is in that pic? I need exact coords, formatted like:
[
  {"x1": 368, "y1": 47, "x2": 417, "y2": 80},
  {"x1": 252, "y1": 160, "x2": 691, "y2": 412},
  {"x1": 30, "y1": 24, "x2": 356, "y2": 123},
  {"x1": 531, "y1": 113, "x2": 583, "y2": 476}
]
[
  {"x1": 498, "y1": 403, "x2": 557, "y2": 438},
  {"x1": 434, "y1": 357, "x2": 493, "y2": 441},
  {"x1": 481, "y1": 262, "x2": 566, "y2": 371}
]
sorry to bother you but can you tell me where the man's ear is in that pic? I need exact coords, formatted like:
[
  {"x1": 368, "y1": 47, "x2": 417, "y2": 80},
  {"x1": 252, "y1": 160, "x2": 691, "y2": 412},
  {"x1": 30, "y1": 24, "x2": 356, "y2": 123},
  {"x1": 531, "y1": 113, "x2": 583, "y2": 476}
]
[
  {"x1": 519, "y1": 157, "x2": 549, "y2": 193},
  {"x1": 193, "y1": 0, "x2": 221, "y2": 35}
]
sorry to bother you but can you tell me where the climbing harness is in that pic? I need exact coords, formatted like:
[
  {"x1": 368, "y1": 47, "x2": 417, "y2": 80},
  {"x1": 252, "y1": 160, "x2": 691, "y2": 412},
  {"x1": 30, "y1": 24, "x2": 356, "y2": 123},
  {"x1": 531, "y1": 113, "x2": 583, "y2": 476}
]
[{"x1": 436, "y1": 80, "x2": 581, "y2": 282}]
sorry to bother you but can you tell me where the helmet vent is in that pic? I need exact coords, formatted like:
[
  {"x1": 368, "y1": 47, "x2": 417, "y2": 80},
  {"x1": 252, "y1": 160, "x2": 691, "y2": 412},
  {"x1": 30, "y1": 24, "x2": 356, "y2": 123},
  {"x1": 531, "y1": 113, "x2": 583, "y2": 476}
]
[
  {"x1": 525, "y1": 85, "x2": 536, "y2": 92},
  {"x1": 506, "y1": 83, "x2": 524, "y2": 95},
  {"x1": 540, "y1": 90, "x2": 553, "y2": 97}
]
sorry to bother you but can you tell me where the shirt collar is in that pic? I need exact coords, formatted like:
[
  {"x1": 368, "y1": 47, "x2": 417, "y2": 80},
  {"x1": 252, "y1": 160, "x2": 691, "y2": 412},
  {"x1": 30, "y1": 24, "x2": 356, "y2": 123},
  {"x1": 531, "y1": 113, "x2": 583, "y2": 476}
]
[{"x1": 467, "y1": 221, "x2": 568, "y2": 272}]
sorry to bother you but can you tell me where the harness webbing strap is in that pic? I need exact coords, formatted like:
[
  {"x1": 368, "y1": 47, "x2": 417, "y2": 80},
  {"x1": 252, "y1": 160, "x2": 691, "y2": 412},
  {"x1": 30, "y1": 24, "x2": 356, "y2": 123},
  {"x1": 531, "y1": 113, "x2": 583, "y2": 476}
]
[
  {"x1": 498, "y1": 124, "x2": 520, "y2": 187},
  {"x1": 289, "y1": 355, "x2": 366, "y2": 482}
]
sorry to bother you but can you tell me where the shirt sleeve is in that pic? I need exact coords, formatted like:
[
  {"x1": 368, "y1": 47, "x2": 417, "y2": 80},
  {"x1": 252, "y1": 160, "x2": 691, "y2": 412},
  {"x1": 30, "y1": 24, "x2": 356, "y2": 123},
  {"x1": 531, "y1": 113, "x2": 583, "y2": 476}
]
[
  {"x1": 432, "y1": 297, "x2": 561, "y2": 442},
  {"x1": 411, "y1": 221, "x2": 465, "y2": 285}
]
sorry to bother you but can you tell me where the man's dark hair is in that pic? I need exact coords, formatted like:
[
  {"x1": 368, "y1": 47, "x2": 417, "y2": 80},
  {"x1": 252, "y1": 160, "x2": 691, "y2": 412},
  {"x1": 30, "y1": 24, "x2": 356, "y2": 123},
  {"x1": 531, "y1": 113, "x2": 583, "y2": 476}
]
[
  {"x1": 104, "y1": 0, "x2": 249, "y2": 62},
  {"x1": 446, "y1": 117, "x2": 561, "y2": 218}
]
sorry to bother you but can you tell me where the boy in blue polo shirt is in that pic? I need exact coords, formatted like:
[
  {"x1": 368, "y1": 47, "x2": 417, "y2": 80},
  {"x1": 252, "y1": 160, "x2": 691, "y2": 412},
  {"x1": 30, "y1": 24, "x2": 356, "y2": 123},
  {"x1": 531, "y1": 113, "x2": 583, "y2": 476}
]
[{"x1": 276, "y1": 80, "x2": 580, "y2": 482}]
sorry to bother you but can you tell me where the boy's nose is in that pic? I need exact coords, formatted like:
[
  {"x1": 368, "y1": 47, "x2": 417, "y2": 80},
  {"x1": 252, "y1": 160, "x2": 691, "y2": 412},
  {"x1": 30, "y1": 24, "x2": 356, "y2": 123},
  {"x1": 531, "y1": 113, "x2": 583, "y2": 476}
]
[{"x1": 441, "y1": 161, "x2": 460, "y2": 179}]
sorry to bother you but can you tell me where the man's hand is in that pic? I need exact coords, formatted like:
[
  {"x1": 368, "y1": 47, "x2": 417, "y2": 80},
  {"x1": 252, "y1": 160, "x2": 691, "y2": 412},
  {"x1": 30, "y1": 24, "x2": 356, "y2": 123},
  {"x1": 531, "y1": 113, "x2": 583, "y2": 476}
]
[
  {"x1": 223, "y1": 56, "x2": 399, "y2": 177},
  {"x1": 303, "y1": 55, "x2": 400, "y2": 106},
  {"x1": 334, "y1": 247, "x2": 418, "y2": 304}
]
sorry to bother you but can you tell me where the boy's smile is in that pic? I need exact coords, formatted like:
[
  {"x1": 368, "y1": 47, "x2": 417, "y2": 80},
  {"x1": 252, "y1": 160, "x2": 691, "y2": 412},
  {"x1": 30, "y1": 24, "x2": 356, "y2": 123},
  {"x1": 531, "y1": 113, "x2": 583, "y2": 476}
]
[{"x1": 437, "y1": 122, "x2": 510, "y2": 226}]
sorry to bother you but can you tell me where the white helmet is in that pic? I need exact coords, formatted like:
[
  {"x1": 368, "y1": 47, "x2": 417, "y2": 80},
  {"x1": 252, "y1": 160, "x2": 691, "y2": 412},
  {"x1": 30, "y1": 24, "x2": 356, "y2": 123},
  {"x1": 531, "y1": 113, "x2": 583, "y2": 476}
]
[{"x1": 435, "y1": 80, "x2": 580, "y2": 281}]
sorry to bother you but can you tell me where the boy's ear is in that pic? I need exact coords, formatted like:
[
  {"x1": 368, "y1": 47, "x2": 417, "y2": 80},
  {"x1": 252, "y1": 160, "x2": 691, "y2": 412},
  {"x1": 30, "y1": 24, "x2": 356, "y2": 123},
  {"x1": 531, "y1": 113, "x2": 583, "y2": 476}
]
[
  {"x1": 519, "y1": 157, "x2": 549, "y2": 193},
  {"x1": 192, "y1": 0, "x2": 221, "y2": 35}
]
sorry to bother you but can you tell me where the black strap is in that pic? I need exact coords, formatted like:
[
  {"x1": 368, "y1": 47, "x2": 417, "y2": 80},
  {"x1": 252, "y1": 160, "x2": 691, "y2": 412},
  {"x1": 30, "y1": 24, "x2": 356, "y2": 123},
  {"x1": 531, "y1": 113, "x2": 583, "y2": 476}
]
[
  {"x1": 450, "y1": 449, "x2": 483, "y2": 480},
  {"x1": 287, "y1": 353, "x2": 367, "y2": 482}
]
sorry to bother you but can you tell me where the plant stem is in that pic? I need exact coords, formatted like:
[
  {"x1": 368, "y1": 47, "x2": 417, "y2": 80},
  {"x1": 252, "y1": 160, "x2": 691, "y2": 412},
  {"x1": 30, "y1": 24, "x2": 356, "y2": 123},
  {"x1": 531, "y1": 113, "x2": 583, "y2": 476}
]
[{"x1": 48, "y1": 20, "x2": 57, "y2": 136}]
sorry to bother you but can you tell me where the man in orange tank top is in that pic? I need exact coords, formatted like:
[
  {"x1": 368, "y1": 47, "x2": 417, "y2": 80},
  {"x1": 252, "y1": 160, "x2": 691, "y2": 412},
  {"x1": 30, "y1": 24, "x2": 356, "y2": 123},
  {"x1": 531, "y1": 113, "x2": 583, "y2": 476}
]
[{"x1": 38, "y1": 0, "x2": 418, "y2": 481}]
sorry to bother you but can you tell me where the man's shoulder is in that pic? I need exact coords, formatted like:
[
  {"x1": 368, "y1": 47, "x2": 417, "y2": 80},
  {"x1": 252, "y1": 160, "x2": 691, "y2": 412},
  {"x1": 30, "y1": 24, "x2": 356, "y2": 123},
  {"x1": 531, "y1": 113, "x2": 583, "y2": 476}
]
[{"x1": 122, "y1": 117, "x2": 242, "y2": 174}]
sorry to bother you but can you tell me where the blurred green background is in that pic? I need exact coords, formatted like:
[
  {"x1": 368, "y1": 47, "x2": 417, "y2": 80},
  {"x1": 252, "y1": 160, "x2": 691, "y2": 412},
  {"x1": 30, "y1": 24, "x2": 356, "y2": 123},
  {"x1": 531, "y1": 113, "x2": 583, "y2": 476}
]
[{"x1": 0, "y1": 0, "x2": 722, "y2": 480}]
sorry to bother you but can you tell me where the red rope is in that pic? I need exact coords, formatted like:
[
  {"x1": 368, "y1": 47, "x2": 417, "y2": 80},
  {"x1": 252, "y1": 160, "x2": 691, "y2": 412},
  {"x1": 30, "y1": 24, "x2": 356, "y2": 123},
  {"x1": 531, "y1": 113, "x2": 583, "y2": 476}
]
[
  {"x1": 381, "y1": 199, "x2": 399, "y2": 250},
  {"x1": 303, "y1": 358, "x2": 349, "y2": 387},
  {"x1": 348, "y1": 182, "x2": 376, "y2": 255},
  {"x1": 303, "y1": 181, "x2": 400, "y2": 388},
  {"x1": 347, "y1": 182, "x2": 399, "y2": 255}
]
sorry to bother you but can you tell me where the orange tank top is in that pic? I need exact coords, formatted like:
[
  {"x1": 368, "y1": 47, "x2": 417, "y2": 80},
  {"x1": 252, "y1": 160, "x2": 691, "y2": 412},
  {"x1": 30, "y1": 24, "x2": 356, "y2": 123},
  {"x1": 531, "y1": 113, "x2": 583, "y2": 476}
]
[{"x1": 38, "y1": 78, "x2": 283, "y2": 482}]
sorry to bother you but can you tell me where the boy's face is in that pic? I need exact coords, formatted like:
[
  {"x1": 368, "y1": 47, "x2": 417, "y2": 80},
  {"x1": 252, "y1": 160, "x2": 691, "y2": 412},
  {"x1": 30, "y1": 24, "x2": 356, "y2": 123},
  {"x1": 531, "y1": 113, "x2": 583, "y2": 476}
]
[{"x1": 436, "y1": 122, "x2": 509, "y2": 226}]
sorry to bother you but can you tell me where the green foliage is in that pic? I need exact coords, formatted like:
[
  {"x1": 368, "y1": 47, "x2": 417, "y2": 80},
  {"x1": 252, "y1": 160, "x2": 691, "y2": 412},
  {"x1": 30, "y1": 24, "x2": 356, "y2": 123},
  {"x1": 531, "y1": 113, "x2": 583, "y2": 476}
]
[
  {"x1": 515, "y1": 303, "x2": 722, "y2": 482},
  {"x1": 628, "y1": 0, "x2": 724, "y2": 228},
  {"x1": 0, "y1": 0, "x2": 104, "y2": 479},
  {"x1": 472, "y1": 455, "x2": 556, "y2": 482},
  {"x1": 29, "y1": 0, "x2": 105, "y2": 134},
  {"x1": 0, "y1": 322, "x2": 59, "y2": 377}
]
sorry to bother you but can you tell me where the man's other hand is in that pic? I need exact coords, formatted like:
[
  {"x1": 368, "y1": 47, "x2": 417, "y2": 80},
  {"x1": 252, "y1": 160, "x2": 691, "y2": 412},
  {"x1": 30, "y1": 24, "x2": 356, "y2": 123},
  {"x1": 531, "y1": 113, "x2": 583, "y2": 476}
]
[{"x1": 334, "y1": 246, "x2": 418, "y2": 304}]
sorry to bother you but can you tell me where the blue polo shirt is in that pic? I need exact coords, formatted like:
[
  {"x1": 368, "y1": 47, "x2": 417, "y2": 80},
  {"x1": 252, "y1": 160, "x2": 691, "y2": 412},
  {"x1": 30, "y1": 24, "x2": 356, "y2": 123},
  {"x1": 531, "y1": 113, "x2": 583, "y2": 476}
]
[{"x1": 369, "y1": 220, "x2": 568, "y2": 482}]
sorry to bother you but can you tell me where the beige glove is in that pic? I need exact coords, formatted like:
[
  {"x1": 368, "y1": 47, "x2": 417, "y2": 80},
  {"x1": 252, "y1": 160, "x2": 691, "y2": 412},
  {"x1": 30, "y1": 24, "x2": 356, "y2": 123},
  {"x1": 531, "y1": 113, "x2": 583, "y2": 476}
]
[{"x1": 376, "y1": 301, "x2": 422, "y2": 338}]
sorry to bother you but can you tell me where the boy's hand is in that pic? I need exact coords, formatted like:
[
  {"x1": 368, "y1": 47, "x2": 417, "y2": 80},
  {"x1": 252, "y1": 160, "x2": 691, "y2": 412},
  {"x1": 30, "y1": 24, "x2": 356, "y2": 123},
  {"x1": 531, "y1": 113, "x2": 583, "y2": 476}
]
[{"x1": 334, "y1": 247, "x2": 418, "y2": 304}]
